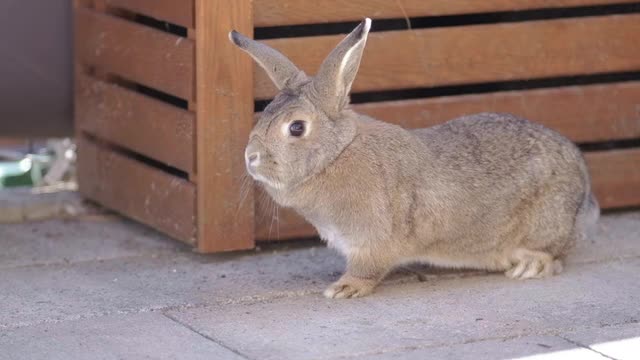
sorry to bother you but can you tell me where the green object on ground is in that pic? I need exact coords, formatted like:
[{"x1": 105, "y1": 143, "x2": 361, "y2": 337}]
[
  {"x1": 0, "y1": 160, "x2": 32, "y2": 188},
  {"x1": 0, "y1": 157, "x2": 46, "y2": 189}
]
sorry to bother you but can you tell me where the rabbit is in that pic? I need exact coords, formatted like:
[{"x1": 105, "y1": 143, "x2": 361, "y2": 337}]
[{"x1": 229, "y1": 18, "x2": 599, "y2": 299}]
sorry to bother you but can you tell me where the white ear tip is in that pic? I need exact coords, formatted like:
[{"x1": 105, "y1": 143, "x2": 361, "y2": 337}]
[
  {"x1": 364, "y1": 18, "x2": 372, "y2": 32},
  {"x1": 228, "y1": 30, "x2": 242, "y2": 46}
]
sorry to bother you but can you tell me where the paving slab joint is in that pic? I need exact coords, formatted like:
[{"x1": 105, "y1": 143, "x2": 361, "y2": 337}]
[
  {"x1": 161, "y1": 312, "x2": 252, "y2": 360},
  {"x1": 558, "y1": 335, "x2": 620, "y2": 360}
]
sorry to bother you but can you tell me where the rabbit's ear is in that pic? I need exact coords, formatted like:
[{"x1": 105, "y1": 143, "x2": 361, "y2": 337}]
[
  {"x1": 312, "y1": 18, "x2": 371, "y2": 115},
  {"x1": 229, "y1": 30, "x2": 304, "y2": 90}
]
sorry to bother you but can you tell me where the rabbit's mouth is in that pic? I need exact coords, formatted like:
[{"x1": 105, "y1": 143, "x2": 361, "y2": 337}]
[{"x1": 247, "y1": 167, "x2": 285, "y2": 190}]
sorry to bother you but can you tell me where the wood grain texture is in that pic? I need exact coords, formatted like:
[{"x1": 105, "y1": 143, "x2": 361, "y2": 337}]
[
  {"x1": 195, "y1": 0, "x2": 255, "y2": 252},
  {"x1": 76, "y1": 7, "x2": 194, "y2": 100},
  {"x1": 77, "y1": 137, "x2": 196, "y2": 243},
  {"x1": 76, "y1": 74, "x2": 195, "y2": 172},
  {"x1": 588, "y1": 148, "x2": 640, "y2": 209},
  {"x1": 254, "y1": 0, "x2": 640, "y2": 26},
  {"x1": 255, "y1": 149, "x2": 640, "y2": 241},
  {"x1": 354, "y1": 81, "x2": 640, "y2": 143},
  {"x1": 255, "y1": 14, "x2": 640, "y2": 99},
  {"x1": 104, "y1": 0, "x2": 194, "y2": 28}
]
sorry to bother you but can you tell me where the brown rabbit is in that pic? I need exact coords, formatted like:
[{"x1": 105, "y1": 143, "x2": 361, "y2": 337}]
[{"x1": 229, "y1": 19, "x2": 599, "y2": 299}]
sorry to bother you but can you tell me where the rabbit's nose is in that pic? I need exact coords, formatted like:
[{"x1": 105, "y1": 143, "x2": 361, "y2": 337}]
[{"x1": 247, "y1": 152, "x2": 260, "y2": 167}]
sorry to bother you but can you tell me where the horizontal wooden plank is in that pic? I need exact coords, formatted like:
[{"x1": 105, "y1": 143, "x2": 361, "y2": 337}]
[
  {"x1": 256, "y1": 14, "x2": 640, "y2": 99},
  {"x1": 77, "y1": 137, "x2": 196, "y2": 243},
  {"x1": 587, "y1": 148, "x2": 640, "y2": 209},
  {"x1": 254, "y1": 0, "x2": 640, "y2": 26},
  {"x1": 76, "y1": 74, "x2": 195, "y2": 173},
  {"x1": 76, "y1": 7, "x2": 194, "y2": 100},
  {"x1": 354, "y1": 81, "x2": 640, "y2": 143},
  {"x1": 104, "y1": 0, "x2": 194, "y2": 28},
  {"x1": 255, "y1": 148, "x2": 640, "y2": 241}
]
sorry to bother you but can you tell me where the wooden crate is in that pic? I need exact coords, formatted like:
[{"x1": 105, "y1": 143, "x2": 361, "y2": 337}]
[{"x1": 74, "y1": 0, "x2": 640, "y2": 252}]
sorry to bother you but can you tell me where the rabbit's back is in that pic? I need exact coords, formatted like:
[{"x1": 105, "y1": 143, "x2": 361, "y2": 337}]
[
  {"x1": 406, "y1": 113, "x2": 592, "y2": 260},
  {"x1": 413, "y1": 112, "x2": 584, "y2": 185}
]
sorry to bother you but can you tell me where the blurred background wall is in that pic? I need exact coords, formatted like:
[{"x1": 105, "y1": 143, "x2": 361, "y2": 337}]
[{"x1": 0, "y1": 0, "x2": 72, "y2": 137}]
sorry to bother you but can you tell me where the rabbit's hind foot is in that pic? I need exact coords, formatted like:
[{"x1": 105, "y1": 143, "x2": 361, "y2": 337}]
[
  {"x1": 324, "y1": 274, "x2": 378, "y2": 299},
  {"x1": 505, "y1": 248, "x2": 563, "y2": 280}
]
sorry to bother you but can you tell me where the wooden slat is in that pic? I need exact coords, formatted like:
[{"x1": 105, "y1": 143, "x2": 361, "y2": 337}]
[
  {"x1": 76, "y1": 74, "x2": 195, "y2": 173},
  {"x1": 76, "y1": 7, "x2": 194, "y2": 100},
  {"x1": 195, "y1": 0, "x2": 255, "y2": 252},
  {"x1": 255, "y1": 148, "x2": 640, "y2": 240},
  {"x1": 354, "y1": 81, "x2": 640, "y2": 144},
  {"x1": 254, "y1": 0, "x2": 640, "y2": 26},
  {"x1": 104, "y1": 0, "x2": 194, "y2": 28},
  {"x1": 77, "y1": 137, "x2": 196, "y2": 243},
  {"x1": 255, "y1": 14, "x2": 640, "y2": 99},
  {"x1": 587, "y1": 148, "x2": 640, "y2": 209}
]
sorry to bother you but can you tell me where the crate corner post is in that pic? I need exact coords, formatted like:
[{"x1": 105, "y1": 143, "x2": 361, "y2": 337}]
[{"x1": 195, "y1": 0, "x2": 256, "y2": 252}]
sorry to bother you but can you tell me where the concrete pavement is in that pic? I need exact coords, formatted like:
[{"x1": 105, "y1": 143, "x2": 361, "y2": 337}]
[{"x1": 0, "y1": 195, "x2": 638, "y2": 359}]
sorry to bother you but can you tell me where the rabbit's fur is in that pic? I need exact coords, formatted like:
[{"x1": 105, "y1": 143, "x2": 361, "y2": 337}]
[{"x1": 230, "y1": 19, "x2": 599, "y2": 299}]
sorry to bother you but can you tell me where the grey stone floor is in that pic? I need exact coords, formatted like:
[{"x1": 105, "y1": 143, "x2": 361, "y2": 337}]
[{"x1": 0, "y1": 195, "x2": 639, "y2": 359}]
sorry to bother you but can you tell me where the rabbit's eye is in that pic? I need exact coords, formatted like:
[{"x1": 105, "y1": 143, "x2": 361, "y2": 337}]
[{"x1": 289, "y1": 120, "x2": 306, "y2": 137}]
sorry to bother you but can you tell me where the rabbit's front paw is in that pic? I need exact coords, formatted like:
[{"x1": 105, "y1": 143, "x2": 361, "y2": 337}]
[{"x1": 323, "y1": 276, "x2": 376, "y2": 299}]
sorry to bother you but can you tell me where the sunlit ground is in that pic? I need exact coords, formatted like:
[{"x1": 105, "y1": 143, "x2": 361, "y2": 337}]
[{"x1": 517, "y1": 336, "x2": 640, "y2": 359}]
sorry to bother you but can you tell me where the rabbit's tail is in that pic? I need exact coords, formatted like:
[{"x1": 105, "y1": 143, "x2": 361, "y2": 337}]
[{"x1": 576, "y1": 191, "x2": 600, "y2": 241}]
